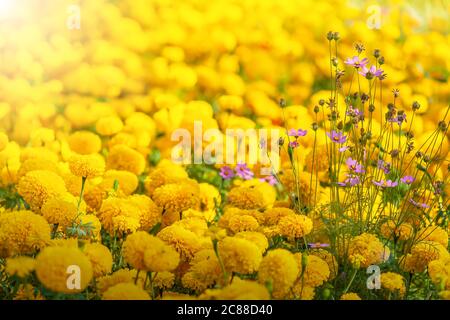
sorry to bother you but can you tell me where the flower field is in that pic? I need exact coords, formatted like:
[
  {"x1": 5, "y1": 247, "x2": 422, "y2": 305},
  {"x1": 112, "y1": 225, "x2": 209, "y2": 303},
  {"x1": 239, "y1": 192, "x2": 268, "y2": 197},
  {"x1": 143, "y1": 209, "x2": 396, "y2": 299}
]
[{"x1": 0, "y1": 0, "x2": 449, "y2": 300}]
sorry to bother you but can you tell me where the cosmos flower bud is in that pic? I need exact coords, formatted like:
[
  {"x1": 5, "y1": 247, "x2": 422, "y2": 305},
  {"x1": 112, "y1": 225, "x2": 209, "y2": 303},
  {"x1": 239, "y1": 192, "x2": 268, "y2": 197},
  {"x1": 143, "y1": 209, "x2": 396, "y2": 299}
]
[
  {"x1": 373, "y1": 49, "x2": 381, "y2": 58},
  {"x1": 326, "y1": 31, "x2": 334, "y2": 41},
  {"x1": 333, "y1": 32, "x2": 340, "y2": 41},
  {"x1": 412, "y1": 101, "x2": 421, "y2": 111}
]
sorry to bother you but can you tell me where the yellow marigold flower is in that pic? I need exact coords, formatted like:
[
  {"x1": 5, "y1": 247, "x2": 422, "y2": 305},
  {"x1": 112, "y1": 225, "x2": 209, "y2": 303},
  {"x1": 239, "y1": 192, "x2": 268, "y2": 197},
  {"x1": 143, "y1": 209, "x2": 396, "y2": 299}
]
[
  {"x1": 417, "y1": 226, "x2": 448, "y2": 247},
  {"x1": 68, "y1": 153, "x2": 105, "y2": 178},
  {"x1": 182, "y1": 252, "x2": 223, "y2": 292},
  {"x1": 380, "y1": 220, "x2": 414, "y2": 241},
  {"x1": 278, "y1": 214, "x2": 313, "y2": 239},
  {"x1": 258, "y1": 249, "x2": 299, "y2": 299},
  {"x1": 41, "y1": 192, "x2": 85, "y2": 228},
  {"x1": 288, "y1": 285, "x2": 315, "y2": 300},
  {"x1": 122, "y1": 231, "x2": 154, "y2": 270},
  {"x1": 35, "y1": 246, "x2": 93, "y2": 294},
  {"x1": 60, "y1": 170, "x2": 83, "y2": 197},
  {"x1": 219, "y1": 207, "x2": 264, "y2": 230},
  {"x1": 103, "y1": 170, "x2": 138, "y2": 195},
  {"x1": 348, "y1": 233, "x2": 387, "y2": 268},
  {"x1": 199, "y1": 182, "x2": 221, "y2": 211},
  {"x1": 310, "y1": 249, "x2": 338, "y2": 279},
  {"x1": 17, "y1": 158, "x2": 60, "y2": 180},
  {"x1": 200, "y1": 278, "x2": 270, "y2": 300},
  {"x1": 144, "y1": 162, "x2": 188, "y2": 196},
  {"x1": 128, "y1": 194, "x2": 162, "y2": 232},
  {"x1": 17, "y1": 170, "x2": 67, "y2": 211},
  {"x1": 235, "y1": 231, "x2": 268, "y2": 254},
  {"x1": 0, "y1": 210, "x2": 50, "y2": 258},
  {"x1": 173, "y1": 217, "x2": 208, "y2": 237},
  {"x1": 380, "y1": 272, "x2": 406, "y2": 297},
  {"x1": 82, "y1": 243, "x2": 113, "y2": 277},
  {"x1": 106, "y1": 144, "x2": 145, "y2": 175},
  {"x1": 97, "y1": 268, "x2": 143, "y2": 294},
  {"x1": 68, "y1": 131, "x2": 102, "y2": 155},
  {"x1": 340, "y1": 293, "x2": 362, "y2": 300},
  {"x1": 157, "y1": 224, "x2": 204, "y2": 260},
  {"x1": 228, "y1": 214, "x2": 260, "y2": 233},
  {"x1": 428, "y1": 257, "x2": 450, "y2": 290},
  {"x1": 227, "y1": 186, "x2": 266, "y2": 210},
  {"x1": 400, "y1": 241, "x2": 448, "y2": 273},
  {"x1": 239, "y1": 179, "x2": 276, "y2": 208},
  {"x1": 96, "y1": 116, "x2": 124, "y2": 136},
  {"x1": 108, "y1": 132, "x2": 137, "y2": 149},
  {"x1": 5, "y1": 256, "x2": 35, "y2": 278},
  {"x1": 143, "y1": 238, "x2": 180, "y2": 272},
  {"x1": 112, "y1": 215, "x2": 140, "y2": 234},
  {"x1": 153, "y1": 183, "x2": 201, "y2": 214},
  {"x1": 20, "y1": 147, "x2": 58, "y2": 163},
  {"x1": 97, "y1": 197, "x2": 141, "y2": 234},
  {"x1": 295, "y1": 254, "x2": 330, "y2": 287},
  {"x1": 263, "y1": 207, "x2": 296, "y2": 225},
  {"x1": 219, "y1": 237, "x2": 262, "y2": 275},
  {"x1": 102, "y1": 283, "x2": 150, "y2": 300},
  {"x1": 153, "y1": 271, "x2": 175, "y2": 290}
]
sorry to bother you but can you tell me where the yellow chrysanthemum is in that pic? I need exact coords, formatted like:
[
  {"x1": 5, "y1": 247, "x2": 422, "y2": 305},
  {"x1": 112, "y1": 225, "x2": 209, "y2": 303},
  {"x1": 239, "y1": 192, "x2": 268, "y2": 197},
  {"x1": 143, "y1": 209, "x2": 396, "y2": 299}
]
[
  {"x1": 0, "y1": 210, "x2": 51, "y2": 258},
  {"x1": 380, "y1": 272, "x2": 406, "y2": 297},
  {"x1": 5, "y1": 256, "x2": 36, "y2": 278},
  {"x1": 96, "y1": 116, "x2": 124, "y2": 136},
  {"x1": 218, "y1": 237, "x2": 262, "y2": 275},
  {"x1": 68, "y1": 153, "x2": 105, "y2": 178},
  {"x1": 200, "y1": 278, "x2": 270, "y2": 300},
  {"x1": 277, "y1": 214, "x2": 313, "y2": 239},
  {"x1": 82, "y1": 243, "x2": 113, "y2": 277},
  {"x1": 102, "y1": 283, "x2": 150, "y2": 300},
  {"x1": 41, "y1": 192, "x2": 85, "y2": 228},
  {"x1": 17, "y1": 170, "x2": 67, "y2": 211},
  {"x1": 106, "y1": 144, "x2": 145, "y2": 175},
  {"x1": 258, "y1": 249, "x2": 299, "y2": 299},
  {"x1": 35, "y1": 246, "x2": 93, "y2": 294},
  {"x1": 68, "y1": 131, "x2": 102, "y2": 155}
]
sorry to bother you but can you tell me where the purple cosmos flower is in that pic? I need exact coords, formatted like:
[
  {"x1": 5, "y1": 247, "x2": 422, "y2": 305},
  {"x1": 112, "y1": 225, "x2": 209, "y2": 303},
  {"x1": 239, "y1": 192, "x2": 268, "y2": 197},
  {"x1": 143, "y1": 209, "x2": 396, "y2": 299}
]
[
  {"x1": 359, "y1": 65, "x2": 383, "y2": 79},
  {"x1": 259, "y1": 175, "x2": 277, "y2": 186},
  {"x1": 344, "y1": 56, "x2": 369, "y2": 69},
  {"x1": 289, "y1": 141, "x2": 299, "y2": 148},
  {"x1": 373, "y1": 179, "x2": 398, "y2": 188},
  {"x1": 346, "y1": 157, "x2": 365, "y2": 174},
  {"x1": 338, "y1": 174, "x2": 361, "y2": 187},
  {"x1": 288, "y1": 128, "x2": 307, "y2": 137},
  {"x1": 377, "y1": 159, "x2": 391, "y2": 174},
  {"x1": 408, "y1": 198, "x2": 430, "y2": 209},
  {"x1": 327, "y1": 130, "x2": 347, "y2": 144},
  {"x1": 400, "y1": 175, "x2": 415, "y2": 185},
  {"x1": 235, "y1": 163, "x2": 254, "y2": 180},
  {"x1": 339, "y1": 145, "x2": 350, "y2": 153},
  {"x1": 219, "y1": 166, "x2": 234, "y2": 179},
  {"x1": 308, "y1": 243, "x2": 330, "y2": 248}
]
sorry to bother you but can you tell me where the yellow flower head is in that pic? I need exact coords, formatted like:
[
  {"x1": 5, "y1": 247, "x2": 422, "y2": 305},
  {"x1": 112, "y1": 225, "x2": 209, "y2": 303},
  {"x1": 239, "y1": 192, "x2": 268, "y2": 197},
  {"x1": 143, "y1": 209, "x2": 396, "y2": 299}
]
[
  {"x1": 82, "y1": 243, "x2": 113, "y2": 277},
  {"x1": 68, "y1": 131, "x2": 102, "y2": 155},
  {"x1": 277, "y1": 214, "x2": 313, "y2": 239},
  {"x1": 35, "y1": 246, "x2": 93, "y2": 294},
  {"x1": 102, "y1": 283, "x2": 149, "y2": 300},
  {"x1": 69, "y1": 153, "x2": 105, "y2": 178},
  {"x1": 5, "y1": 256, "x2": 36, "y2": 278},
  {"x1": 258, "y1": 248, "x2": 299, "y2": 299},
  {"x1": 218, "y1": 236, "x2": 262, "y2": 275},
  {"x1": 0, "y1": 210, "x2": 51, "y2": 258},
  {"x1": 17, "y1": 170, "x2": 67, "y2": 211},
  {"x1": 106, "y1": 145, "x2": 145, "y2": 175}
]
